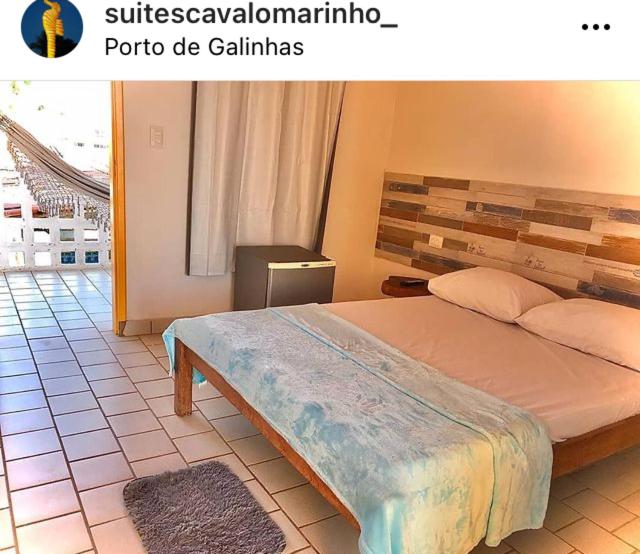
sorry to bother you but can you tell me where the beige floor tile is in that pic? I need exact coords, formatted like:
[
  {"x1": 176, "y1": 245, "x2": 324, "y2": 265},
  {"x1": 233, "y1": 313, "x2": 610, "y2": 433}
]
[
  {"x1": 469, "y1": 542, "x2": 512, "y2": 554},
  {"x1": 82, "y1": 362, "x2": 127, "y2": 381},
  {"x1": 212, "y1": 414, "x2": 259, "y2": 442},
  {"x1": 0, "y1": 390, "x2": 46, "y2": 414},
  {"x1": 48, "y1": 391, "x2": 98, "y2": 415},
  {"x1": 557, "y1": 518, "x2": 634, "y2": 554},
  {"x1": 69, "y1": 338, "x2": 109, "y2": 353},
  {"x1": 544, "y1": 497, "x2": 582, "y2": 533},
  {"x1": 147, "y1": 343, "x2": 168, "y2": 357},
  {"x1": 270, "y1": 510, "x2": 310, "y2": 554},
  {"x1": 131, "y1": 452, "x2": 188, "y2": 478},
  {"x1": 119, "y1": 429, "x2": 176, "y2": 462},
  {"x1": 620, "y1": 491, "x2": 640, "y2": 517},
  {"x1": 573, "y1": 467, "x2": 640, "y2": 503},
  {"x1": 615, "y1": 518, "x2": 640, "y2": 550},
  {"x1": 62, "y1": 428, "x2": 120, "y2": 461},
  {"x1": 3, "y1": 428, "x2": 61, "y2": 460},
  {"x1": 136, "y1": 378, "x2": 174, "y2": 399},
  {"x1": 70, "y1": 452, "x2": 134, "y2": 491},
  {"x1": 274, "y1": 484, "x2": 338, "y2": 527},
  {"x1": 6, "y1": 451, "x2": 70, "y2": 491},
  {"x1": 565, "y1": 489, "x2": 635, "y2": 531},
  {"x1": 117, "y1": 351, "x2": 157, "y2": 368},
  {"x1": 231, "y1": 435, "x2": 282, "y2": 466},
  {"x1": 108, "y1": 410, "x2": 161, "y2": 437},
  {"x1": 159, "y1": 412, "x2": 212, "y2": 438},
  {"x1": 17, "y1": 512, "x2": 92, "y2": 554},
  {"x1": 551, "y1": 475, "x2": 588, "y2": 500},
  {"x1": 42, "y1": 375, "x2": 89, "y2": 397},
  {"x1": 54, "y1": 409, "x2": 108, "y2": 436},
  {"x1": 11, "y1": 479, "x2": 80, "y2": 526},
  {"x1": 98, "y1": 392, "x2": 147, "y2": 416},
  {"x1": 140, "y1": 334, "x2": 164, "y2": 346},
  {"x1": 191, "y1": 382, "x2": 221, "y2": 401},
  {"x1": 90, "y1": 376, "x2": 136, "y2": 398},
  {"x1": 76, "y1": 350, "x2": 117, "y2": 366},
  {"x1": 0, "y1": 407, "x2": 53, "y2": 435},
  {"x1": 147, "y1": 395, "x2": 195, "y2": 418},
  {"x1": 174, "y1": 430, "x2": 231, "y2": 462},
  {"x1": 300, "y1": 514, "x2": 357, "y2": 554},
  {"x1": 251, "y1": 457, "x2": 307, "y2": 494},
  {"x1": 0, "y1": 509, "x2": 13, "y2": 550},
  {"x1": 91, "y1": 516, "x2": 146, "y2": 554},
  {"x1": 0, "y1": 359, "x2": 36, "y2": 378},
  {"x1": 0, "y1": 374, "x2": 41, "y2": 394},
  {"x1": 197, "y1": 397, "x2": 239, "y2": 420},
  {"x1": 0, "y1": 479, "x2": 7, "y2": 509},
  {"x1": 36, "y1": 360, "x2": 82, "y2": 380},
  {"x1": 245, "y1": 479, "x2": 279, "y2": 513},
  {"x1": 80, "y1": 480, "x2": 130, "y2": 526},
  {"x1": 109, "y1": 340, "x2": 148, "y2": 355},
  {"x1": 33, "y1": 348, "x2": 75, "y2": 365},
  {"x1": 29, "y1": 337, "x2": 67, "y2": 352},
  {"x1": 64, "y1": 328, "x2": 102, "y2": 341},
  {"x1": 125, "y1": 364, "x2": 168, "y2": 383},
  {"x1": 504, "y1": 527, "x2": 573, "y2": 554},
  {"x1": 208, "y1": 453, "x2": 253, "y2": 481}
]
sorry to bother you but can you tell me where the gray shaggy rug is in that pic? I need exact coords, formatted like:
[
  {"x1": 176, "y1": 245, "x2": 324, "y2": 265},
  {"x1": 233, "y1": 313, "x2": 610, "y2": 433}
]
[{"x1": 123, "y1": 461, "x2": 286, "y2": 554}]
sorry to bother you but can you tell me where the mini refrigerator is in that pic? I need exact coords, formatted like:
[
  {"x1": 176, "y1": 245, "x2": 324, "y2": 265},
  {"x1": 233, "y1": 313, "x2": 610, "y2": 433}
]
[{"x1": 234, "y1": 246, "x2": 336, "y2": 311}]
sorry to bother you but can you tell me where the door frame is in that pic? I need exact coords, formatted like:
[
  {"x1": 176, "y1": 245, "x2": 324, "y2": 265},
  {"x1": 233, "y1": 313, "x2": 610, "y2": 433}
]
[{"x1": 110, "y1": 82, "x2": 127, "y2": 335}]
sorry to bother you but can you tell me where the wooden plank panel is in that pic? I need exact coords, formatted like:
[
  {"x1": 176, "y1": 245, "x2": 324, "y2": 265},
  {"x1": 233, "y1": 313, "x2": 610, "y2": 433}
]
[
  {"x1": 512, "y1": 266, "x2": 580, "y2": 290},
  {"x1": 514, "y1": 244, "x2": 595, "y2": 282},
  {"x1": 418, "y1": 214, "x2": 464, "y2": 230},
  {"x1": 591, "y1": 219, "x2": 640, "y2": 239},
  {"x1": 382, "y1": 190, "x2": 429, "y2": 204},
  {"x1": 377, "y1": 241, "x2": 419, "y2": 259},
  {"x1": 379, "y1": 215, "x2": 417, "y2": 231},
  {"x1": 384, "y1": 172, "x2": 423, "y2": 185},
  {"x1": 462, "y1": 222, "x2": 519, "y2": 241},
  {"x1": 534, "y1": 199, "x2": 609, "y2": 218},
  {"x1": 468, "y1": 180, "x2": 531, "y2": 198},
  {"x1": 380, "y1": 207, "x2": 419, "y2": 222},
  {"x1": 586, "y1": 235, "x2": 640, "y2": 265},
  {"x1": 593, "y1": 271, "x2": 640, "y2": 294},
  {"x1": 609, "y1": 208, "x2": 640, "y2": 225},
  {"x1": 382, "y1": 200, "x2": 425, "y2": 213},
  {"x1": 466, "y1": 212, "x2": 531, "y2": 232},
  {"x1": 466, "y1": 201, "x2": 523, "y2": 219},
  {"x1": 424, "y1": 176, "x2": 470, "y2": 190},
  {"x1": 375, "y1": 248, "x2": 413, "y2": 268},
  {"x1": 517, "y1": 233, "x2": 588, "y2": 255},
  {"x1": 383, "y1": 182, "x2": 429, "y2": 196},
  {"x1": 422, "y1": 196, "x2": 468, "y2": 213},
  {"x1": 528, "y1": 222, "x2": 602, "y2": 245},
  {"x1": 522, "y1": 209, "x2": 593, "y2": 231},
  {"x1": 577, "y1": 282, "x2": 640, "y2": 309}
]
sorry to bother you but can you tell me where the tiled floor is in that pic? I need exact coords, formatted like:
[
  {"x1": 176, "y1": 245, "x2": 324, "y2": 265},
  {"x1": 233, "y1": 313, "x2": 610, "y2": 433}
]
[{"x1": 0, "y1": 271, "x2": 640, "y2": 554}]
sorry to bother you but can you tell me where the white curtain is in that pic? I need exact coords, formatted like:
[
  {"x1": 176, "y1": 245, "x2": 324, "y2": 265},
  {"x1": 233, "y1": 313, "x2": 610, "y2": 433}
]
[{"x1": 189, "y1": 81, "x2": 345, "y2": 276}]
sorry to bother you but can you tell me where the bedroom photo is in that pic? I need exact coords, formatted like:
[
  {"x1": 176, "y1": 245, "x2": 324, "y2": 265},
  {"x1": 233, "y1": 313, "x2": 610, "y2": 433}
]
[{"x1": 0, "y1": 80, "x2": 639, "y2": 554}]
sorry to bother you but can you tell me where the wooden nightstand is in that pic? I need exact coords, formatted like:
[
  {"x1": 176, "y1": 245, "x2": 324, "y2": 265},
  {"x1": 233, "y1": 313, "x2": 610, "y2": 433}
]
[{"x1": 381, "y1": 276, "x2": 431, "y2": 298}]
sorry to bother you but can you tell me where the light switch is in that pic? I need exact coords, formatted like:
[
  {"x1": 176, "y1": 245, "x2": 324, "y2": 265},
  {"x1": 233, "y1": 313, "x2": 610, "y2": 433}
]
[{"x1": 150, "y1": 125, "x2": 164, "y2": 149}]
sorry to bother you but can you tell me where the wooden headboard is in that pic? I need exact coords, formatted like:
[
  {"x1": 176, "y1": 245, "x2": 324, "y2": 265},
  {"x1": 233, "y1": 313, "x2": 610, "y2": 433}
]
[{"x1": 375, "y1": 173, "x2": 640, "y2": 309}]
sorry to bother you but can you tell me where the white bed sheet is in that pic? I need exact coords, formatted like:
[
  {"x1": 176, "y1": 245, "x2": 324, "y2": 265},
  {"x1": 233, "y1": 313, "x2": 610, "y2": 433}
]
[{"x1": 326, "y1": 296, "x2": 640, "y2": 442}]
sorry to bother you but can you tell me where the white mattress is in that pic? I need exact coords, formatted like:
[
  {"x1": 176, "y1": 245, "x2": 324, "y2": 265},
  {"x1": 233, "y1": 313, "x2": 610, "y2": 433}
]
[{"x1": 326, "y1": 296, "x2": 640, "y2": 442}]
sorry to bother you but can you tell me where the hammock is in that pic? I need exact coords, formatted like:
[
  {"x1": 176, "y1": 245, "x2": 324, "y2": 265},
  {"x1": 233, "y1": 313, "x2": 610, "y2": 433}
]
[{"x1": 0, "y1": 114, "x2": 110, "y2": 229}]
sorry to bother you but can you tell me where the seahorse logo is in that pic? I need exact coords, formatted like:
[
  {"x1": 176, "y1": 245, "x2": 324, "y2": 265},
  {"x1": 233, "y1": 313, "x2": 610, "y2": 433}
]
[
  {"x1": 43, "y1": 0, "x2": 64, "y2": 58},
  {"x1": 21, "y1": 0, "x2": 83, "y2": 58}
]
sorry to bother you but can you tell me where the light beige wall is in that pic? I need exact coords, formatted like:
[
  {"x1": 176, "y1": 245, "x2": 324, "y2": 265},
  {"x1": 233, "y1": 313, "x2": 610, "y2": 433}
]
[
  {"x1": 389, "y1": 82, "x2": 640, "y2": 195},
  {"x1": 325, "y1": 81, "x2": 640, "y2": 302},
  {"x1": 323, "y1": 82, "x2": 427, "y2": 302},
  {"x1": 123, "y1": 82, "x2": 232, "y2": 321}
]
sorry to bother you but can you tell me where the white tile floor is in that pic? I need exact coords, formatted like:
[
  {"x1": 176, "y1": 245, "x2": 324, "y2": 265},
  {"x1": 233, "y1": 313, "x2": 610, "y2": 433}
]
[{"x1": 1, "y1": 270, "x2": 640, "y2": 553}]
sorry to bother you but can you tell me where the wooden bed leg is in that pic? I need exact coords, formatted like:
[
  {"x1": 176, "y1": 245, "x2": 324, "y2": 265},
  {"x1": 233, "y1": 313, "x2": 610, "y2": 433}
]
[{"x1": 174, "y1": 339, "x2": 193, "y2": 416}]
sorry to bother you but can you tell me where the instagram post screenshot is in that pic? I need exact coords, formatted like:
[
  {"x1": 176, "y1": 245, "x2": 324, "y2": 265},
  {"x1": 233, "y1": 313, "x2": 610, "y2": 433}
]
[{"x1": 0, "y1": 1, "x2": 639, "y2": 553}]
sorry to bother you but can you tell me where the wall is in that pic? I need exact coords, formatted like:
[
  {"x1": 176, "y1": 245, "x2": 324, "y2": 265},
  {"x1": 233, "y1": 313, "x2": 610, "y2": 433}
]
[
  {"x1": 322, "y1": 82, "x2": 428, "y2": 302},
  {"x1": 123, "y1": 82, "x2": 232, "y2": 325},
  {"x1": 325, "y1": 82, "x2": 640, "y2": 301}
]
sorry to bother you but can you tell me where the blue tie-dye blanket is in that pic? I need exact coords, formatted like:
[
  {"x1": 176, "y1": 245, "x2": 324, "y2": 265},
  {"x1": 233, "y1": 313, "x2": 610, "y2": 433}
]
[{"x1": 163, "y1": 304, "x2": 552, "y2": 554}]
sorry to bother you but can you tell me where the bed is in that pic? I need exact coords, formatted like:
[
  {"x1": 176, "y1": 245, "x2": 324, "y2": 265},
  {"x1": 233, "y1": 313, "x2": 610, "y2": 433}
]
[{"x1": 163, "y1": 294, "x2": 640, "y2": 553}]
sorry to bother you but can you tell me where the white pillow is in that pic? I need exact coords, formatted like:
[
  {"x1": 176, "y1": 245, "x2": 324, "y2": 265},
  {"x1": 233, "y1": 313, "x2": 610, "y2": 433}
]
[
  {"x1": 427, "y1": 267, "x2": 561, "y2": 323},
  {"x1": 516, "y1": 299, "x2": 640, "y2": 371}
]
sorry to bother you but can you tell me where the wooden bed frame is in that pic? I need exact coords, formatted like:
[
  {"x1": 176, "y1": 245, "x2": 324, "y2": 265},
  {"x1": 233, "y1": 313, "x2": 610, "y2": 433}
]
[{"x1": 174, "y1": 338, "x2": 640, "y2": 530}]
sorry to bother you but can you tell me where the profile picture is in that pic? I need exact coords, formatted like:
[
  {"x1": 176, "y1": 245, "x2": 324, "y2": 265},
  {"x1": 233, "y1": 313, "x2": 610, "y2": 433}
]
[{"x1": 21, "y1": 0, "x2": 83, "y2": 59}]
